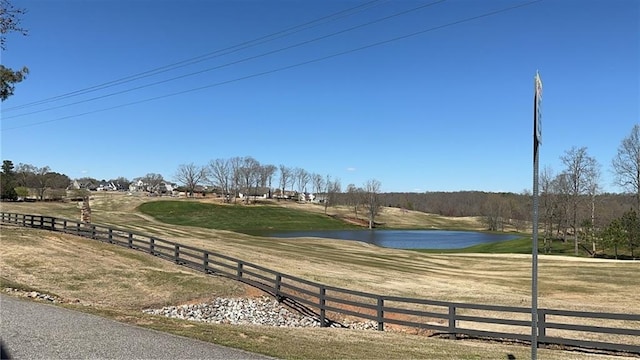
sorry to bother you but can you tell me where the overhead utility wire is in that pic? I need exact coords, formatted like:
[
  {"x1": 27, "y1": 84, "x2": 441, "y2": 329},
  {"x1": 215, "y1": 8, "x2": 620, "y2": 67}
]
[
  {"x1": 3, "y1": 0, "x2": 445, "y2": 120},
  {"x1": 3, "y1": 0, "x2": 385, "y2": 112},
  {"x1": 1, "y1": 0, "x2": 542, "y2": 132}
]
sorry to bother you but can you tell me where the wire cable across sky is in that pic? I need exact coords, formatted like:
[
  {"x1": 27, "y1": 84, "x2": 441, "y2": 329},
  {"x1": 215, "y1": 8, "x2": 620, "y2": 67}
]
[
  {"x1": 2, "y1": 0, "x2": 388, "y2": 112},
  {"x1": 1, "y1": 0, "x2": 542, "y2": 132},
  {"x1": 2, "y1": 0, "x2": 447, "y2": 121}
]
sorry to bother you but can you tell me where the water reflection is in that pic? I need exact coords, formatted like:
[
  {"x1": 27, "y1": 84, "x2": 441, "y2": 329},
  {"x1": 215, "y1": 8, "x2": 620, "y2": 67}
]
[{"x1": 261, "y1": 230, "x2": 518, "y2": 250}]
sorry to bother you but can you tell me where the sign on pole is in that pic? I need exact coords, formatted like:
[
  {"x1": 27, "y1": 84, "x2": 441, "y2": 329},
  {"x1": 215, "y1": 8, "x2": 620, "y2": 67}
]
[{"x1": 534, "y1": 71, "x2": 543, "y2": 145}]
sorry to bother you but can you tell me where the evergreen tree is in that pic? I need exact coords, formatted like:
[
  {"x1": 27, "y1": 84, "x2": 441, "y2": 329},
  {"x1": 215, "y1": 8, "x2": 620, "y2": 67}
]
[{"x1": 1, "y1": 160, "x2": 18, "y2": 200}]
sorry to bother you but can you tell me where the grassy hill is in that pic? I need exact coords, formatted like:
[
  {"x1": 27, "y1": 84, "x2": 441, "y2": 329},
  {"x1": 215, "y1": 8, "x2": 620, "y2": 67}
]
[
  {"x1": 137, "y1": 200, "x2": 361, "y2": 232},
  {"x1": 1, "y1": 193, "x2": 637, "y2": 359}
]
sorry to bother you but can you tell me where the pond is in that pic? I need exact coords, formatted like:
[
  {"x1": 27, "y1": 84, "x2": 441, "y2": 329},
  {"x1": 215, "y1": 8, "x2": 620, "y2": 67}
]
[{"x1": 261, "y1": 230, "x2": 520, "y2": 250}]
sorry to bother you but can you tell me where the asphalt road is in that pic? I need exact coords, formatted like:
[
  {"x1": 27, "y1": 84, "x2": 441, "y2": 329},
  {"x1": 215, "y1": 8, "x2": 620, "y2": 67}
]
[{"x1": 0, "y1": 295, "x2": 274, "y2": 359}]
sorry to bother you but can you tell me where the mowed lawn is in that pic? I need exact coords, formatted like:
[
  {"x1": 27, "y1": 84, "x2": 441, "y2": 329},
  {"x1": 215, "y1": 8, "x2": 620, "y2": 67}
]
[{"x1": 137, "y1": 200, "x2": 361, "y2": 232}]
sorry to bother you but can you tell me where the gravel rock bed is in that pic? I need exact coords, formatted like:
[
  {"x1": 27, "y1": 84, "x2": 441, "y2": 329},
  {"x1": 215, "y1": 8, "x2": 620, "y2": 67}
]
[
  {"x1": 143, "y1": 296, "x2": 378, "y2": 330},
  {"x1": 3, "y1": 288, "x2": 63, "y2": 303}
]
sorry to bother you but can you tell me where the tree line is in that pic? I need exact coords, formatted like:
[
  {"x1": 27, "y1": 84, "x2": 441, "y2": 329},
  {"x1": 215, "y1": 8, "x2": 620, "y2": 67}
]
[
  {"x1": 0, "y1": 161, "x2": 70, "y2": 201},
  {"x1": 1, "y1": 125, "x2": 638, "y2": 252},
  {"x1": 175, "y1": 157, "x2": 381, "y2": 229}
]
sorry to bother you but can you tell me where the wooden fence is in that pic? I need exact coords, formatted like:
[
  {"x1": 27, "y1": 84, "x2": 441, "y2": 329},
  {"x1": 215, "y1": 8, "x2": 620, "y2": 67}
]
[{"x1": 2, "y1": 212, "x2": 639, "y2": 355}]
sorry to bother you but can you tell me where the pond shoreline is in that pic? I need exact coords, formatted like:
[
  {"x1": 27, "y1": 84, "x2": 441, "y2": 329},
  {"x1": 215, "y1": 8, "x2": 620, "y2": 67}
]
[{"x1": 256, "y1": 229, "x2": 520, "y2": 250}]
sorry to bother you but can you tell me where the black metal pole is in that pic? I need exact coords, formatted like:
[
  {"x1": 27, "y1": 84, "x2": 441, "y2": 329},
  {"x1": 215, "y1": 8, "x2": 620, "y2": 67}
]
[{"x1": 532, "y1": 72, "x2": 542, "y2": 360}]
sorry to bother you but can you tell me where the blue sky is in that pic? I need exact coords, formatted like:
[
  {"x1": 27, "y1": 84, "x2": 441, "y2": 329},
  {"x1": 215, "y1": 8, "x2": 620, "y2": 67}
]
[{"x1": 1, "y1": 0, "x2": 638, "y2": 193}]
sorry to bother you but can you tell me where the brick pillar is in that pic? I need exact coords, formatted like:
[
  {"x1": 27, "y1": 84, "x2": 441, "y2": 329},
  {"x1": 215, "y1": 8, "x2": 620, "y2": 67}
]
[{"x1": 80, "y1": 196, "x2": 91, "y2": 223}]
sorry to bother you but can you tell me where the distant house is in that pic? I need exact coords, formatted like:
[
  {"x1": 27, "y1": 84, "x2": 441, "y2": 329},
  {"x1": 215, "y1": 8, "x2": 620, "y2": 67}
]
[
  {"x1": 157, "y1": 182, "x2": 175, "y2": 194},
  {"x1": 129, "y1": 179, "x2": 145, "y2": 192},
  {"x1": 71, "y1": 180, "x2": 82, "y2": 190},
  {"x1": 273, "y1": 189, "x2": 297, "y2": 200},
  {"x1": 97, "y1": 181, "x2": 117, "y2": 191},
  {"x1": 238, "y1": 186, "x2": 271, "y2": 200},
  {"x1": 313, "y1": 193, "x2": 328, "y2": 203},
  {"x1": 71, "y1": 179, "x2": 98, "y2": 191}
]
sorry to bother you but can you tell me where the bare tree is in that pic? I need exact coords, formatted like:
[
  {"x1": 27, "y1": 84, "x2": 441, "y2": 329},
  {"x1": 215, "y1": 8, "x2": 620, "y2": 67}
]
[
  {"x1": 208, "y1": 158, "x2": 232, "y2": 202},
  {"x1": 551, "y1": 172, "x2": 572, "y2": 241},
  {"x1": 483, "y1": 193, "x2": 508, "y2": 231},
  {"x1": 174, "y1": 163, "x2": 207, "y2": 197},
  {"x1": 311, "y1": 173, "x2": 324, "y2": 197},
  {"x1": 324, "y1": 175, "x2": 341, "y2": 214},
  {"x1": 238, "y1": 156, "x2": 260, "y2": 203},
  {"x1": 259, "y1": 164, "x2": 277, "y2": 198},
  {"x1": 13, "y1": 164, "x2": 70, "y2": 200},
  {"x1": 142, "y1": 173, "x2": 164, "y2": 193},
  {"x1": 14, "y1": 163, "x2": 35, "y2": 188},
  {"x1": 278, "y1": 165, "x2": 291, "y2": 200},
  {"x1": 612, "y1": 124, "x2": 640, "y2": 211},
  {"x1": 363, "y1": 179, "x2": 382, "y2": 229},
  {"x1": 294, "y1": 167, "x2": 310, "y2": 198},
  {"x1": 346, "y1": 183, "x2": 362, "y2": 219},
  {"x1": 586, "y1": 165, "x2": 601, "y2": 254},
  {"x1": 540, "y1": 166, "x2": 556, "y2": 251},
  {"x1": 561, "y1": 146, "x2": 600, "y2": 255},
  {"x1": 229, "y1": 156, "x2": 243, "y2": 203},
  {"x1": 27, "y1": 165, "x2": 49, "y2": 200}
]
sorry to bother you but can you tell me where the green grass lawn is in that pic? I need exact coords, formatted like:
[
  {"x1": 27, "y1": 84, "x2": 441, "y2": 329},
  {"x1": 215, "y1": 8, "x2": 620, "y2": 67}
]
[
  {"x1": 417, "y1": 237, "x2": 594, "y2": 256},
  {"x1": 138, "y1": 201, "x2": 617, "y2": 257},
  {"x1": 137, "y1": 200, "x2": 360, "y2": 232}
]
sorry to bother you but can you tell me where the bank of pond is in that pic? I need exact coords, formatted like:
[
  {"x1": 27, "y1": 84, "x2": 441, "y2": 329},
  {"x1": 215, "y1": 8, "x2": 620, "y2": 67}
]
[{"x1": 256, "y1": 229, "x2": 522, "y2": 251}]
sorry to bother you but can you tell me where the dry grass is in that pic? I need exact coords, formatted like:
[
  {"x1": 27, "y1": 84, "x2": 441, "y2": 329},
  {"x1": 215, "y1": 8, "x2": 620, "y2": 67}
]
[
  {"x1": 277, "y1": 200, "x2": 487, "y2": 230},
  {"x1": 0, "y1": 225, "x2": 244, "y2": 309},
  {"x1": 1, "y1": 193, "x2": 638, "y2": 359},
  {"x1": 1, "y1": 193, "x2": 638, "y2": 311},
  {"x1": 0, "y1": 226, "x2": 629, "y2": 360}
]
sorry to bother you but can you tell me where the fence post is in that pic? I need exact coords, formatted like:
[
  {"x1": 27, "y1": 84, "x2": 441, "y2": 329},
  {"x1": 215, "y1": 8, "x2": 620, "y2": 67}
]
[
  {"x1": 174, "y1": 244, "x2": 180, "y2": 263},
  {"x1": 150, "y1": 237, "x2": 155, "y2": 255},
  {"x1": 237, "y1": 262, "x2": 243, "y2": 279},
  {"x1": 377, "y1": 297, "x2": 385, "y2": 331},
  {"x1": 275, "y1": 274, "x2": 282, "y2": 302},
  {"x1": 76, "y1": 222, "x2": 80, "y2": 235},
  {"x1": 91, "y1": 225, "x2": 96, "y2": 239},
  {"x1": 51, "y1": 218, "x2": 56, "y2": 231},
  {"x1": 448, "y1": 305, "x2": 457, "y2": 340},
  {"x1": 319, "y1": 286, "x2": 327, "y2": 327},
  {"x1": 537, "y1": 309, "x2": 546, "y2": 343},
  {"x1": 108, "y1": 229, "x2": 113, "y2": 243},
  {"x1": 203, "y1": 252, "x2": 209, "y2": 273},
  {"x1": 128, "y1": 233, "x2": 133, "y2": 248},
  {"x1": 63, "y1": 219, "x2": 67, "y2": 231}
]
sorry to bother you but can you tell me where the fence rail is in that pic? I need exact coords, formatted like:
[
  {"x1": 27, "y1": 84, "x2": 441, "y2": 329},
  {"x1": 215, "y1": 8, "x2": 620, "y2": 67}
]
[{"x1": 2, "y1": 212, "x2": 639, "y2": 355}]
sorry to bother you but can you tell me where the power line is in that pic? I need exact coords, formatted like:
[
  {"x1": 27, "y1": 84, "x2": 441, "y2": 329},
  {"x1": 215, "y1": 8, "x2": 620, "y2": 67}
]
[
  {"x1": 2, "y1": 0, "x2": 386, "y2": 112},
  {"x1": 1, "y1": 0, "x2": 543, "y2": 132},
  {"x1": 2, "y1": 0, "x2": 446, "y2": 120}
]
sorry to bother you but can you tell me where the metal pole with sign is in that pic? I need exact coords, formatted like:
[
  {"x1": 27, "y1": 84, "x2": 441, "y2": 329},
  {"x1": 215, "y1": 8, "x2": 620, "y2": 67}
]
[{"x1": 532, "y1": 71, "x2": 542, "y2": 360}]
